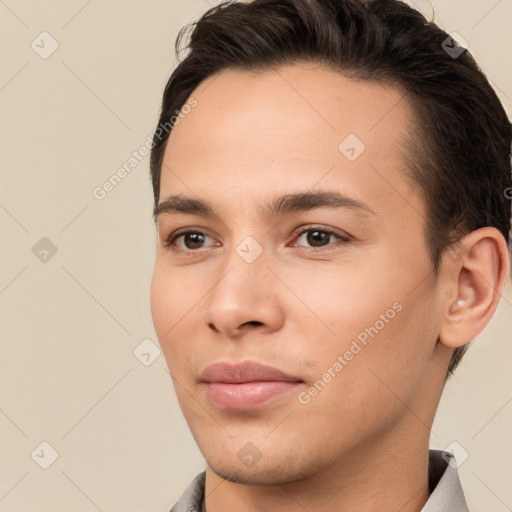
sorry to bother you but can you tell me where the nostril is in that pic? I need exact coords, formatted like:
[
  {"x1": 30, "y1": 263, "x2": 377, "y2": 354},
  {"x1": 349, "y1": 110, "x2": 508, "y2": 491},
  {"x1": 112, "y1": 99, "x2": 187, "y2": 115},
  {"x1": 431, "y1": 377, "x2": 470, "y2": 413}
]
[{"x1": 208, "y1": 320, "x2": 263, "y2": 334}]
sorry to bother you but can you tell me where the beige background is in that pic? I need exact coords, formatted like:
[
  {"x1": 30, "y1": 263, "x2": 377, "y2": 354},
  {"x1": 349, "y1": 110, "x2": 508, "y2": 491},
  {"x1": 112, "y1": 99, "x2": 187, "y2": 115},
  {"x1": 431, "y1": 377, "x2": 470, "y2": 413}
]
[{"x1": 0, "y1": 0, "x2": 511, "y2": 511}]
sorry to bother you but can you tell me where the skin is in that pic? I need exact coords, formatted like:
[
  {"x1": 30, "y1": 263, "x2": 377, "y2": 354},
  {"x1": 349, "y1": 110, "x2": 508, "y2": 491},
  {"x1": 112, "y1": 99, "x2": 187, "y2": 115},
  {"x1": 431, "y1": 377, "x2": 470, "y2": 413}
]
[{"x1": 150, "y1": 63, "x2": 509, "y2": 512}]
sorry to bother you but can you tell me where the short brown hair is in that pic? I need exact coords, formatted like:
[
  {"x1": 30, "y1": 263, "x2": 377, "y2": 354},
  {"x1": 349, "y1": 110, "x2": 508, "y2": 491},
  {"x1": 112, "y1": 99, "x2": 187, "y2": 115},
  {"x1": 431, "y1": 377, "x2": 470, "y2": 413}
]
[{"x1": 150, "y1": 0, "x2": 512, "y2": 376}]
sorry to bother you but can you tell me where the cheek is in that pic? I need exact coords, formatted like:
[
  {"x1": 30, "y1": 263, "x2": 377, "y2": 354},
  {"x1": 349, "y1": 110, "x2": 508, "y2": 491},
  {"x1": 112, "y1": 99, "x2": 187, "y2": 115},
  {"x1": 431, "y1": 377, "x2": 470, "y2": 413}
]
[
  {"x1": 322, "y1": 293, "x2": 436, "y2": 413},
  {"x1": 278, "y1": 261, "x2": 399, "y2": 349},
  {"x1": 286, "y1": 260, "x2": 436, "y2": 389},
  {"x1": 149, "y1": 262, "x2": 170, "y2": 340},
  {"x1": 150, "y1": 262, "x2": 188, "y2": 364}
]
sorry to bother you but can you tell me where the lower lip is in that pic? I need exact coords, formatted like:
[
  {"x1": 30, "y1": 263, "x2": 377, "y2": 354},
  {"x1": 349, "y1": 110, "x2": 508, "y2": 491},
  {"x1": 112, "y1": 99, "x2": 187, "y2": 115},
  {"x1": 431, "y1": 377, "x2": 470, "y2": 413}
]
[{"x1": 204, "y1": 381, "x2": 301, "y2": 410}]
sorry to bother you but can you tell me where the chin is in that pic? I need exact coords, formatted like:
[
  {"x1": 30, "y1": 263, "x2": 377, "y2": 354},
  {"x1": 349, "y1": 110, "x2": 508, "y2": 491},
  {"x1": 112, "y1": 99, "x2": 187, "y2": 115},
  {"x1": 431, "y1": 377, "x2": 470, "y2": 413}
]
[{"x1": 206, "y1": 453, "x2": 316, "y2": 486}]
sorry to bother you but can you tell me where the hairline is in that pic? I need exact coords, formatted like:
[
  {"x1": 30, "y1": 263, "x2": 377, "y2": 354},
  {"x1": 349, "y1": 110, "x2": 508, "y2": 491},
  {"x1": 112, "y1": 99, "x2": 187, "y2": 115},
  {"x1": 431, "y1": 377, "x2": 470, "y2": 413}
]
[{"x1": 153, "y1": 60, "x2": 444, "y2": 269}]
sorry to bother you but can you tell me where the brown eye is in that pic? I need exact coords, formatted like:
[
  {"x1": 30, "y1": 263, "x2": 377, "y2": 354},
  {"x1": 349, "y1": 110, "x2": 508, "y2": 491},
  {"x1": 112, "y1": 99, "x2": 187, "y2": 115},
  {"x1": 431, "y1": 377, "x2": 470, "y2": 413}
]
[
  {"x1": 164, "y1": 230, "x2": 216, "y2": 251},
  {"x1": 293, "y1": 226, "x2": 351, "y2": 252},
  {"x1": 294, "y1": 227, "x2": 348, "y2": 249},
  {"x1": 304, "y1": 230, "x2": 331, "y2": 247},
  {"x1": 181, "y1": 232, "x2": 207, "y2": 249}
]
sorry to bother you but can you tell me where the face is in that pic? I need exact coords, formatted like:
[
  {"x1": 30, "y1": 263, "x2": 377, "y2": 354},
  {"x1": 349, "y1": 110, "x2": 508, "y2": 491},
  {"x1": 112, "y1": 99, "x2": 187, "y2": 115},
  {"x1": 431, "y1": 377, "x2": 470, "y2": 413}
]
[{"x1": 150, "y1": 63, "x2": 448, "y2": 485}]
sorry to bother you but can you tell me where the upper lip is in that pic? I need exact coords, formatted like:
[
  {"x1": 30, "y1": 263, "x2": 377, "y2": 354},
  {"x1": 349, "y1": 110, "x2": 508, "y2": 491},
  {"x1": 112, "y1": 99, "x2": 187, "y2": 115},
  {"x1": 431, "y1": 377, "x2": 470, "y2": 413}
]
[{"x1": 200, "y1": 360, "x2": 303, "y2": 384}]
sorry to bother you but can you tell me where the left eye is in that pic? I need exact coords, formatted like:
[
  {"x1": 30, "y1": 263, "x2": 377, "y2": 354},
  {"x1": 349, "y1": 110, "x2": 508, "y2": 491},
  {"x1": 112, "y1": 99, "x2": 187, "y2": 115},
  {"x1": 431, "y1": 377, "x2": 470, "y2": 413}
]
[{"x1": 293, "y1": 228, "x2": 348, "y2": 249}]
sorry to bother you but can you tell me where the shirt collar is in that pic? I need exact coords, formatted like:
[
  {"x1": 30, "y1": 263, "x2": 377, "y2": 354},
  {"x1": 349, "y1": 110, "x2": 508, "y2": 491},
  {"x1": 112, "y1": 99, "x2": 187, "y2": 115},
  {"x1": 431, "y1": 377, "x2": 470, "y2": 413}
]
[
  {"x1": 170, "y1": 449, "x2": 469, "y2": 511},
  {"x1": 422, "y1": 449, "x2": 469, "y2": 511}
]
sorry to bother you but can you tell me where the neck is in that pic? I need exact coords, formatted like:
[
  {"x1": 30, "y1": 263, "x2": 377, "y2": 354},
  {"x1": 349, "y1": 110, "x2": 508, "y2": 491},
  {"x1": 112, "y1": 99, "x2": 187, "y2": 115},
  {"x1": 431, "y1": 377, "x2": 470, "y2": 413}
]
[{"x1": 202, "y1": 425, "x2": 431, "y2": 512}]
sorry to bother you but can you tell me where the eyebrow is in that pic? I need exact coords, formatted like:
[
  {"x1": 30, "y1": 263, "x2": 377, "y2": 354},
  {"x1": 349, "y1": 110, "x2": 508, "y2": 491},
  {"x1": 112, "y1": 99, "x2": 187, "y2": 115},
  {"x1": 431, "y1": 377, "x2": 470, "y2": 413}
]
[{"x1": 153, "y1": 190, "x2": 375, "y2": 222}]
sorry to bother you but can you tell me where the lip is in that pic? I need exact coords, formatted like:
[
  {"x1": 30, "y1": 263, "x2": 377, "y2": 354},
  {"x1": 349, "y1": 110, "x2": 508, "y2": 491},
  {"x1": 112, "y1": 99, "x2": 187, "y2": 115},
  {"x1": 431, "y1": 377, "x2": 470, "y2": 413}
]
[
  {"x1": 200, "y1": 361, "x2": 303, "y2": 410},
  {"x1": 201, "y1": 360, "x2": 302, "y2": 384}
]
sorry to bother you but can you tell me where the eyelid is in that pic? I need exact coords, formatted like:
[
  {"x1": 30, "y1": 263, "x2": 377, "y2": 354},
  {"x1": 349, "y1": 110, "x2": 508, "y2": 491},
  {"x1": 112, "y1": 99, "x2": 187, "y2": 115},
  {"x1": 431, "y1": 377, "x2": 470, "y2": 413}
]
[
  {"x1": 289, "y1": 224, "x2": 352, "y2": 250},
  {"x1": 162, "y1": 227, "x2": 217, "y2": 249},
  {"x1": 162, "y1": 224, "x2": 352, "y2": 252},
  {"x1": 293, "y1": 224, "x2": 351, "y2": 239}
]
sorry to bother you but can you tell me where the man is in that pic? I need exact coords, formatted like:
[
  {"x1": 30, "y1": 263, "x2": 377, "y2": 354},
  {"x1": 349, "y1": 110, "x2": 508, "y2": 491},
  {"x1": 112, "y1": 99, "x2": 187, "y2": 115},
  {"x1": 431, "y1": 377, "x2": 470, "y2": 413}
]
[{"x1": 148, "y1": 0, "x2": 511, "y2": 510}]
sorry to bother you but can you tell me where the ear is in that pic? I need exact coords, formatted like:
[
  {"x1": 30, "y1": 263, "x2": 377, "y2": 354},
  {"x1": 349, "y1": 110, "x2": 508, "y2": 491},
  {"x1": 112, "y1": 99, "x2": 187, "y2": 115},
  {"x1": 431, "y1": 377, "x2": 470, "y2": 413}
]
[{"x1": 439, "y1": 227, "x2": 510, "y2": 348}]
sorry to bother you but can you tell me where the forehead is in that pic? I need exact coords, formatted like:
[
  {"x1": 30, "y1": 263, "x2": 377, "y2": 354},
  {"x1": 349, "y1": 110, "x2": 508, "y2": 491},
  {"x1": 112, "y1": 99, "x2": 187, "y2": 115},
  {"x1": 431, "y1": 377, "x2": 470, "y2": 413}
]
[
  {"x1": 165, "y1": 63, "x2": 412, "y2": 153},
  {"x1": 160, "y1": 63, "x2": 422, "y2": 224}
]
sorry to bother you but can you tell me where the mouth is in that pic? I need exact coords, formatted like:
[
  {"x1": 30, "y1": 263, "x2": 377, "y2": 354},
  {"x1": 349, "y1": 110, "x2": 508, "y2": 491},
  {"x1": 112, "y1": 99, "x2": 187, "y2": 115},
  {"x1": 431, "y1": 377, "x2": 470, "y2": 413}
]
[{"x1": 200, "y1": 360, "x2": 303, "y2": 410}]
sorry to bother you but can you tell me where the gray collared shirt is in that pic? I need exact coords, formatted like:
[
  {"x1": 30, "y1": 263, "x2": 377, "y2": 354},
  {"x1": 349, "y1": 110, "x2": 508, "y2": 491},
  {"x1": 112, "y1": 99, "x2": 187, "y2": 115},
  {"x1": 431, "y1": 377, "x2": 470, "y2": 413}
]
[{"x1": 169, "y1": 449, "x2": 469, "y2": 511}]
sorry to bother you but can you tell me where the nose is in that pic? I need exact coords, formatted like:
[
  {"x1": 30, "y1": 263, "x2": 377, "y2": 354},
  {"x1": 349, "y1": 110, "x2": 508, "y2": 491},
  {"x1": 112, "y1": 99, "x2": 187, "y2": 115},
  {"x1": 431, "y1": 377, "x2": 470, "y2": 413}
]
[{"x1": 204, "y1": 248, "x2": 285, "y2": 339}]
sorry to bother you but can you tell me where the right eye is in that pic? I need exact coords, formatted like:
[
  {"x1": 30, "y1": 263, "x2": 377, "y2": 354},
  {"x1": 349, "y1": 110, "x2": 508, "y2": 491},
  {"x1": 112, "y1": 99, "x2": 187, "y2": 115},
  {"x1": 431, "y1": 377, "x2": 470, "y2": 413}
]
[{"x1": 163, "y1": 230, "x2": 219, "y2": 252}]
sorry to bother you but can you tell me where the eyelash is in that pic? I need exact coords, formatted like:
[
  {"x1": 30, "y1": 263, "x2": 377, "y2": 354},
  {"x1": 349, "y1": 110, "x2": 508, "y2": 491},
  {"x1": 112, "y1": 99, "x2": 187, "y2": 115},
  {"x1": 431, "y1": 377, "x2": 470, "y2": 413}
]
[{"x1": 162, "y1": 225, "x2": 351, "y2": 254}]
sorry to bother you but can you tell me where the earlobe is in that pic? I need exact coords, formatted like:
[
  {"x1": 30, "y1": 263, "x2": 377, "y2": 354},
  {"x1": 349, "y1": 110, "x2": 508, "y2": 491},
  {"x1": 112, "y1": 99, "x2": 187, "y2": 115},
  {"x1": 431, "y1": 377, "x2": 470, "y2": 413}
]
[{"x1": 439, "y1": 227, "x2": 510, "y2": 349}]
